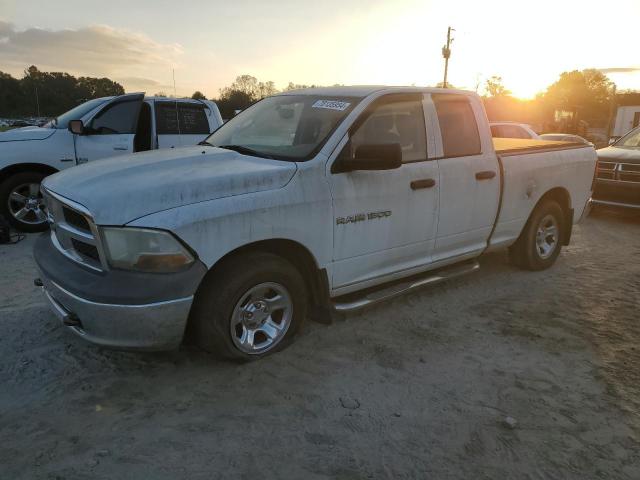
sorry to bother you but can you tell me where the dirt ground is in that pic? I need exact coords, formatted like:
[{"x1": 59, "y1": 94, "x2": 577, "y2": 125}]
[{"x1": 1, "y1": 207, "x2": 639, "y2": 479}]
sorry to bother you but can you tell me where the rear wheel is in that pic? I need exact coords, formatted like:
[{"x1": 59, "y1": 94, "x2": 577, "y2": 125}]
[
  {"x1": 189, "y1": 252, "x2": 308, "y2": 361},
  {"x1": 0, "y1": 171, "x2": 49, "y2": 232},
  {"x1": 510, "y1": 200, "x2": 564, "y2": 271}
]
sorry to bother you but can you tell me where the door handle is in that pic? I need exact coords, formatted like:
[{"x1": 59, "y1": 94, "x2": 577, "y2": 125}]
[
  {"x1": 410, "y1": 178, "x2": 436, "y2": 190},
  {"x1": 475, "y1": 170, "x2": 496, "y2": 180},
  {"x1": 113, "y1": 145, "x2": 128, "y2": 151}
]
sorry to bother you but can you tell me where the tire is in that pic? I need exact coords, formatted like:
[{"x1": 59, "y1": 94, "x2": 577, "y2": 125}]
[
  {"x1": 189, "y1": 252, "x2": 308, "y2": 361},
  {"x1": 509, "y1": 200, "x2": 564, "y2": 271},
  {"x1": 0, "y1": 171, "x2": 49, "y2": 232}
]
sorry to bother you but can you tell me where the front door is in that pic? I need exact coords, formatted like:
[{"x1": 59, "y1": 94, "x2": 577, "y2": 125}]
[
  {"x1": 329, "y1": 93, "x2": 439, "y2": 291},
  {"x1": 74, "y1": 93, "x2": 144, "y2": 163}
]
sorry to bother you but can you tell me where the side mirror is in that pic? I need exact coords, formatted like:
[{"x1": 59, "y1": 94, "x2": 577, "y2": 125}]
[
  {"x1": 608, "y1": 138, "x2": 616, "y2": 145},
  {"x1": 68, "y1": 120, "x2": 85, "y2": 135},
  {"x1": 335, "y1": 143, "x2": 402, "y2": 173}
]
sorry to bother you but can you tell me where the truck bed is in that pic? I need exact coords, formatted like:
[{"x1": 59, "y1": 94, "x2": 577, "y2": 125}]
[{"x1": 493, "y1": 138, "x2": 588, "y2": 156}]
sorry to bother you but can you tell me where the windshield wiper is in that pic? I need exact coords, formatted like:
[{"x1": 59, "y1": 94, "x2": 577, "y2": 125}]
[
  {"x1": 198, "y1": 140, "x2": 213, "y2": 146},
  {"x1": 216, "y1": 144, "x2": 273, "y2": 159}
]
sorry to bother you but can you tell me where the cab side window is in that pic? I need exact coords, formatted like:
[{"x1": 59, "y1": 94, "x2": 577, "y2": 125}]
[
  {"x1": 90, "y1": 100, "x2": 140, "y2": 135},
  {"x1": 178, "y1": 104, "x2": 210, "y2": 134},
  {"x1": 348, "y1": 95, "x2": 427, "y2": 163},
  {"x1": 155, "y1": 103, "x2": 180, "y2": 135},
  {"x1": 433, "y1": 94, "x2": 481, "y2": 157}
]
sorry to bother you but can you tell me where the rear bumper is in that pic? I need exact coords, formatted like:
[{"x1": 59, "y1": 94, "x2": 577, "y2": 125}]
[
  {"x1": 38, "y1": 274, "x2": 193, "y2": 350},
  {"x1": 33, "y1": 232, "x2": 207, "y2": 350}
]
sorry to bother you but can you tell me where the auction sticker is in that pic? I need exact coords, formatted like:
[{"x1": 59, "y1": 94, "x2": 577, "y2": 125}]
[{"x1": 312, "y1": 100, "x2": 351, "y2": 111}]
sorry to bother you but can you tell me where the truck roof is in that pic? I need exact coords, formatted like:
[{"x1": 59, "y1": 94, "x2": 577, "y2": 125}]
[{"x1": 279, "y1": 85, "x2": 476, "y2": 98}]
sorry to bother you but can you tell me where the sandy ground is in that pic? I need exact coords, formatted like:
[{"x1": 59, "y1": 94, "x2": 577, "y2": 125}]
[{"x1": 1, "y1": 207, "x2": 639, "y2": 479}]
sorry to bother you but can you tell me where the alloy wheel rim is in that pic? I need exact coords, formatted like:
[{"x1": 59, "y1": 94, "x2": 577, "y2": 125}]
[
  {"x1": 535, "y1": 214, "x2": 558, "y2": 259},
  {"x1": 7, "y1": 183, "x2": 47, "y2": 225},
  {"x1": 230, "y1": 282, "x2": 293, "y2": 355}
]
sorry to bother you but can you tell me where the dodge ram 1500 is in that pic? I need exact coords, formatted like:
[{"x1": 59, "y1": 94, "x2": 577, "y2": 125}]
[{"x1": 34, "y1": 86, "x2": 596, "y2": 360}]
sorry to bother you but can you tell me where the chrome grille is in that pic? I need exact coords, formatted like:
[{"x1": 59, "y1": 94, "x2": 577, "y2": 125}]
[
  {"x1": 596, "y1": 160, "x2": 640, "y2": 184},
  {"x1": 42, "y1": 188, "x2": 107, "y2": 272}
]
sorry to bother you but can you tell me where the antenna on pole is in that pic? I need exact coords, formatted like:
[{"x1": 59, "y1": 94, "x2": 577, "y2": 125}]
[
  {"x1": 172, "y1": 68, "x2": 181, "y2": 135},
  {"x1": 35, "y1": 86, "x2": 40, "y2": 117},
  {"x1": 442, "y1": 26, "x2": 455, "y2": 88}
]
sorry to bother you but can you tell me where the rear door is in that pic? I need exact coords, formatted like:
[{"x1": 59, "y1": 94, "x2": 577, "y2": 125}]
[
  {"x1": 329, "y1": 93, "x2": 440, "y2": 291},
  {"x1": 74, "y1": 93, "x2": 144, "y2": 163},
  {"x1": 429, "y1": 93, "x2": 500, "y2": 261}
]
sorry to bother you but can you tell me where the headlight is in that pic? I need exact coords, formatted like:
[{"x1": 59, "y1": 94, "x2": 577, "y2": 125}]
[{"x1": 101, "y1": 227, "x2": 195, "y2": 273}]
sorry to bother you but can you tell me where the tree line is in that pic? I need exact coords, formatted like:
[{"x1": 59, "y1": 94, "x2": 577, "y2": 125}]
[
  {"x1": 0, "y1": 66, "x2": 124, "y2": 117},
  {"x1": 0, "y1": 65, "x2": 627, "y2": 135}
]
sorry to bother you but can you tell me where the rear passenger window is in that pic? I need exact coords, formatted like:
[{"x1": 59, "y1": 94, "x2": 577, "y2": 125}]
[
  {"x1": 433, "y1": 95, "x2": 481, "y2": 157},
  {"x1": 178, "y1": 104, "x2": 210, "y2": 134},
  {"x1": 348, "y1": 94, "x2": 427, "y2": 163},
  {"x1": 155, "y1": 102, "x2": 180, "y2": 134},
  {"x1": 155, "y1": 102, "x2": 210, "y2": 135}
]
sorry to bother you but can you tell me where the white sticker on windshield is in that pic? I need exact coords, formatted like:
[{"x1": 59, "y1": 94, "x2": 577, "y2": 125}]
[{"x1": 312, "y1": 100, "x2": 351, "y2": 111}]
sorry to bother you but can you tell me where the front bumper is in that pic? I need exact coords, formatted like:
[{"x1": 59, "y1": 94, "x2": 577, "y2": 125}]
[
  {"x1": 38, "y1": 275, "x2": 193, "y2": 350},
  {"x1": 34, "y1": 233, "x2": 207, "y2": 350},
  {"x1": 592, "y1": 179, "x2": 640, "y2": 209}
]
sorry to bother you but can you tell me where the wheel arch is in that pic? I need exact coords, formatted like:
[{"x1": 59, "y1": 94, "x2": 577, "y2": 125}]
[
  {"x1": 192, "y1": 238, "x2": 330, "y2": 323},
  {"x1": 0, "y1": 163, "x2": 59, "y2": 186}
]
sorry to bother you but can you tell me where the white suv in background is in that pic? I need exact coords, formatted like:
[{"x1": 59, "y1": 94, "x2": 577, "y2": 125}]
[
  {"x1": 490, "y1": 121, "x2": 540, "y2": 139},
  {"x1": 0, "y1": 93, "x2": 223, "y2": 231}
]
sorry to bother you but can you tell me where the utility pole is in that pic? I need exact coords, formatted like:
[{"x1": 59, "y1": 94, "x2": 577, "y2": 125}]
[{"x1": 442, "y1": 26, "x2": 454, "y2": 88}]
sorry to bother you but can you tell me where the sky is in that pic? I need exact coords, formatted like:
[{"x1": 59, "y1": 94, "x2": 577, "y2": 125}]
[{"x1": 1, "y1": 0, "x2": 638, "y2": 99}]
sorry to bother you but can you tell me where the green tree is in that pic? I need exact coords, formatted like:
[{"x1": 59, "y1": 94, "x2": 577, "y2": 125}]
[
  {"x1": 0, "y1": 71, "x2": 24, "y2": 116},
  {"x1": 216, "y1": 74, "x2": 278, "y2": 119},
  {"x1": 191, "y1": 91, "x2": 207, "y2": 100},
  {"x1": 77, "y1": 77, "x2": 124, "y2": 98},
  {"x1": 541, "y1": 69, "x2": 614, "y2": 125},
  {"x1": 484, "y1": 76, "x2": 511, "y2": 97}
]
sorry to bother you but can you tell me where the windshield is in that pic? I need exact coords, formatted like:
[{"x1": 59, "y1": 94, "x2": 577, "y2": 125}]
[
  {"x1": 204, "y1": 95, "x2": 359, "y2": 161},
  {"x1": 614, "y1": 127, "x2": 640, "y2": 148},
  {"x1": 46, "y1": 98, "x2": 110, "y2": 129}
]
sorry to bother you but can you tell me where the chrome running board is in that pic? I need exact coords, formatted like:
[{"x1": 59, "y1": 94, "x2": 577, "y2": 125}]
[{"x1": 331, "y1": 260, "x2": 480, "y2": 312}]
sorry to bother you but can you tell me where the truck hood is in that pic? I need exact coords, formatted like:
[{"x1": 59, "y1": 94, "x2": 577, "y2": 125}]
[
  {"x1": 0, "y1": 126, "x2": 56, "y2": 142},
  {"x1": 597, "y1": 146, "x2": 640, "y2": 163},
  {"x1": 43, "y1": 146, "x2": 297, "y2": 225}
]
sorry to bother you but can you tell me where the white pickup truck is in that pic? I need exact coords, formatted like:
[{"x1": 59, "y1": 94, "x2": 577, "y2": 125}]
[
  {"x1": 34, "y1": 86, "x2": 596, "y2": 360},
  {"x1": 0, "y1": 93, "x2": 223, "y2": 231}
]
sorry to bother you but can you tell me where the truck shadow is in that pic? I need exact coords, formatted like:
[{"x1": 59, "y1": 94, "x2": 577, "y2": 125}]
[{"x1": 589, "y1": 205, "x2": 640, "y2": 226}]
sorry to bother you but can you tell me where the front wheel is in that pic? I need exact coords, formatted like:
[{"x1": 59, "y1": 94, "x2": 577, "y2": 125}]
[
  {"x1": 189, "y1": 252, "x2": 308, "y2": 361},
  {"x1": 510, "y1": 200, "x2": 565, "y2": 271},
  {"x1": 0, "y1": 171, "x2": 49, "y2": 232}
]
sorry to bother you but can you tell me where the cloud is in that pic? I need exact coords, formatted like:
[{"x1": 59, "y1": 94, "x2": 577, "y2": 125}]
[
  {"x1": 597, "y1": 67, "x2": 640, "y2": 74},
  {"x1": 0, "y1": 20, "x2": 182, "y2": 86}
]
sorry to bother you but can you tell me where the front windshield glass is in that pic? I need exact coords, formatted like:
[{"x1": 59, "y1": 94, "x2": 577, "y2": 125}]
[
  {"x1": 615, "y1": 127, "x2": 640, "y2": 148},
  {"x1": 47, "y1": 98, "x2": 110, "y2": 129},
  {"x1": 204, "y1": 95, "x2": 359, "y2": 161}
]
